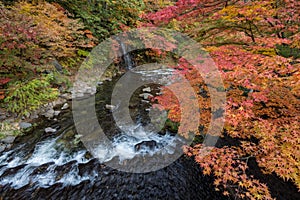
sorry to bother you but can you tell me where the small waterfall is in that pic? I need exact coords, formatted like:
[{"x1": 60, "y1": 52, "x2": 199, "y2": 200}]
[{"x1": 117, "y1": 38, "x2": 134, "y2": 70}]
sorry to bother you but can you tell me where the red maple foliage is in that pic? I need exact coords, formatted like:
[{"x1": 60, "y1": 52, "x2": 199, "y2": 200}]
[{"x1": 142, "y1": 0, "x2": 300, "y2": 199}]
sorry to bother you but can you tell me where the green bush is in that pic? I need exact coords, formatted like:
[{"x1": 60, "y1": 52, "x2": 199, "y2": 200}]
[
  {"x1": 4, "y1": 74, "x2": 59, "y2": 116},
  {"x1": 164, "y1": 119, "x2": 179, "y2": 133},
  {"x1": 276, "y1": 44, "x2": 300, "y2": 59},
  {"x1": 48, "y1": 0, "x2": 145, "y2": 40}
]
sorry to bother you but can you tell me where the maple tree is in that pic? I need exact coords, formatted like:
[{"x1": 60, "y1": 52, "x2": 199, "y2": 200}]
[
  {"x1": 142, "y1": 0, "x2": 300, "y2": 199},
  {"x1": 0, "y1": 1, "x2": 95, "y2": 73},
  {"x1": 0, "y1": 0, "x2": 298, "y2": 198},
  {"x1": 0, "y1": 1, "x2": 95, "y2": 113}
]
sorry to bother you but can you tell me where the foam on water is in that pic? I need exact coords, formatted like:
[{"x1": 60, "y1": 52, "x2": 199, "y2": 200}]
[
  {"x1": 94, "y1": 125, "x2": 181, "y2": 163},
  {"x1": 0, "y1": 136, "x2": 90, "y2": 188},
  {"x1": 0, "y1": 124, "x2": 179, "y2": 189},
  {"x1": 132, "y1": 67, "x2": 175, "y2": 84}
]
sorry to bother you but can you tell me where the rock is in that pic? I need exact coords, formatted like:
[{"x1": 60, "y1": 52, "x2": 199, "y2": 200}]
[
  {"x1": 60, "y1": 93, "x2": 72, "y2": 100},
  {"x1": 45, "y1": 127, "x2": 57, "y2": 133},
  {"x1": 63, "y1": 129, "x2": 75, "y2": 139},
  {"x1": 97, "y1": 81, "x2": 103, "y2": 86},
  {"x1": 19, "y1": 122, "x2": 32, "y2": 129},
  {"x1": 142, "y1": 87, "x2": 151, "y2": 93},
  {"x1": 12, "y1": 122, "x2": 20, "y2": 129},
  {"x1": 61, "y1": 103, "x2": 69, "y2": 110},
  {"x1": 42, "y1": 108, "x2": 55, "y2": 119},
  {"x1": 139, "y1": 93, "x2": 154, "y2": 100},
  {"x1": 85, "y1": 86, "x2": 92, "y2": 91},
  {"x1": 52, "y1": 59, "x2": 63, "y2": 73},
  {"x1": 52, "y1": 125, "x2": 61, "y2": 130},
  {"x1": 31, "y1": 162, "x2": 55, "y2": 175},
  {"x1": 141, "y1": 100, "x2": 150, "y2": 104},
  {"x1": 54, "y1": 110, "x2": 61, "y2": 116},
  {"x1": 0, "y1": 144, "x2": 6, "y2": 152},
  {"x1": 0, "y1": 114, "x2": 6, "y2": 120},
  {"x1": 1, "y1": 136, "x2": 16, "y2": 144},
  {"x1": 134, "y1": 140, "x2": 157, "y2": 152},
  {"x1": 5, "y1": 119, "x2": 14, "y2": 123},
  {"x1": 73, "y1": 93, "x2": 84, "y2": 99},
  {"x1": 105, "y1": 104, "x2": 116, "y2": 110},
  {"x1": 30, "y1": 111, "x2": 39, "y2": 119},
  {"x1": 52, "y1": 98, "x2": 67, "y2": 108},
  {"x1": 0, "y1": 109, "x2": 6, "y2": 120}
]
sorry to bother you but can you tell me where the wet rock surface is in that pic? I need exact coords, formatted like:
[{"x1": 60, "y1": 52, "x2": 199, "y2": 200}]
[
  {"x1": 0, "y1": 135, "x2": 15, "y2": 144},
  {"x1": 19, "y1": 122, "x2": 32, "y2": 129},
  {"x1": 134, "y1": 140, "x2": 157, "y2": 152}
]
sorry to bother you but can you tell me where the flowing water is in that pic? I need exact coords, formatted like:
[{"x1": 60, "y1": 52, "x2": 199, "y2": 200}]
[
  {"x1": 0, "y1": 67, "x2": 229, "y2": 199},
  {"x1": 117, "y1": 38, "x2": 134, "y2": 70}
]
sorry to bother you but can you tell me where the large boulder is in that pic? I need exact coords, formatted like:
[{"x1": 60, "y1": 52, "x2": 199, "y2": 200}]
[{"x1": 134, "y1": 140, "x2": 157, "y2": 152}]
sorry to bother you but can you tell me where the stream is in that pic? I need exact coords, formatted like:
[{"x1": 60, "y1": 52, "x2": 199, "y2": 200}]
[{"x1": 0, "y1": 61, "x2": 229, "y2": 199}]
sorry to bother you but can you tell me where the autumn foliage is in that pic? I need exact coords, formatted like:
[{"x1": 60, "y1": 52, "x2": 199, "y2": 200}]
[
  {"x1": 0, "y1": 0, "x2": 299, "y2": 198},
  {"x1": 0, "y1": 1, "x2": 95, "y2": 104},
  {"x1": 0, "y1": 1, "x2": 94, "y2": 71},
  {"x1": 143, "y1": 0, "x2": 300, "y2": 199}
]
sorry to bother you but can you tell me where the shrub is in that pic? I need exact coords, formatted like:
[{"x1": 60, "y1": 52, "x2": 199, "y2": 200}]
[{"x1": 4, "y1": 74, "x2": 59, "y2": 116}]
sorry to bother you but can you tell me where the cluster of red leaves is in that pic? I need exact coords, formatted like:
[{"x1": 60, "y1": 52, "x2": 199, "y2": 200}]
[
  {"x1": 142, "y1": 0, "x2": 300, "y2": 199},
  {"x1": 200, "y1": 45, "x2": 299, "y2": 198},
  {"x1": 184, "y1": 145, "x2": 272, "y2": 199},
  {"x1": 144, "y1": 0, "x2": 227, "y2": 25},
  {"x1": 249, "y1": 119, "x2": 300, "y2": 185},
  {"x1": 154, "y1": 57, "x2": 212, "y2": 136},
  {"x1": 0, "y1": 12, "x2": 37, "y2": 50},
  {"x1": 0, "y1": 2, "x2": 42, "y2": 70},
  {"x1": 0, "y1": 78, "x2": 10, "y2": 100}
]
